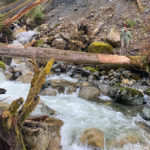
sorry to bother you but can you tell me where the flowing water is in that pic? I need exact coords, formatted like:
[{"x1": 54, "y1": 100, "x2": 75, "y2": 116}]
[
  {"x1": 1, "y1": 30, "x2": 150, "y2": 150},
  {"x1": 0, "y1": 70, "x2": 150, "y2": 150}
]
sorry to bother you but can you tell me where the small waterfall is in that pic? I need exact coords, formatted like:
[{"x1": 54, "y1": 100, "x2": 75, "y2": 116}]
[
  {"x1": 0, "y1": 71, "x2": 6, "y2": 83},
  {"x1": 13, "y1": 30, "x2": 37, "y2": 45}
]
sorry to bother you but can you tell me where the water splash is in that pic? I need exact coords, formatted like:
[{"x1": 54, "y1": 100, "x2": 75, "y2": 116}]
[{"x1": 13, "y1": 31, "x2": 37, "y2": 45}]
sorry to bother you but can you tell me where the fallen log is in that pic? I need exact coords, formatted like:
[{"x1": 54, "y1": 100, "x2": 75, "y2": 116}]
[
  {"x1": 0, "y1": 45, "x2": 131, "y2": 65},
  {"x1": 0, "y1": 45, "x2": 149, "y2": 73}
]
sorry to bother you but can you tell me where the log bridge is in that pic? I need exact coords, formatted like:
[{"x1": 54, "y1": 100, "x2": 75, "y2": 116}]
[{"x1": 0, "y1": 45, "x2": 146, "y2": 70}]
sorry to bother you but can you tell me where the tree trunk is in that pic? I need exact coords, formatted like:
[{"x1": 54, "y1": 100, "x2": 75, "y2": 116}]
[
  {"x1": 0, "y1": 58, "x2": 54, "y2": 150},
  {"x1": 0, "y1": 45, "x2": 131, "y2": 65}
]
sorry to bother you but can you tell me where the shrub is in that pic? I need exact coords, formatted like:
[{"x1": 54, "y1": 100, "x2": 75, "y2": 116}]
[
  {"x1": 126, "y1": 20, "x2": 137, "y2": 28},
  {"x1": 25, "y1": 6, "x2": 44, "y2": 23}
]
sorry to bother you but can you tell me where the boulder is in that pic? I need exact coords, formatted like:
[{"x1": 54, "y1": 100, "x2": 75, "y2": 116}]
[
  {"x1": 51, "y1": 79, "x2": 77, "y2": 87},
  {"x1": 22, "y1": 116, "x2": 63, "y2": 150},
  {"x1": 40, "y1": 88, "x2": 57, "y2": 96},
  {"x1": 65, "y1": 86, "x2": 76, "y2": 94},
  {"x1": 88, "y1": 42, "x2": 114, "y2": 54},
  {"x1": 52, "y1": 38, "x2": 67, "y2": 49},
  {"x1": 108, "y1": 134, "x2": 143, "y2": 148},
  {"x1": 16, "y1": 72, "x2": 33, "y2": 83},
  {"x1": 114, "y1": 87, "x2": 144, "y2": 105},
  {"x1": 40, "y1": 102, "x2": 56, "y2": 116},
  {"x1": 0, "y1": 61, "x2": 6, "y2": 69},
  {"x1": 78, "y1": 86, "x2": 100, "y2": 100},
  {"x1": 106, "y1": 28, "x2": 121, "y2": 47},
  {"x1": 80, "y1": 128, "x2": 104, "y2": 149},
  {"x1": 0, "y1": 88, "x2": 6, "y2": 94},
  {"x1": 141, "y1": 105, "x2": 150, "y2": 120}
]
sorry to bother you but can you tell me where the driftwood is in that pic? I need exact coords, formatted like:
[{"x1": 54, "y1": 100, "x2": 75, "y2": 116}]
[{"x1": 0, "y1": 58, "x2": 54, "y2": 150}]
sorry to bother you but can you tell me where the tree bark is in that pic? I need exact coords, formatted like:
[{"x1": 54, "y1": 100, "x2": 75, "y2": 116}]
[
  {"x1": 0, "y1": 58, "x2": 54, "y2": 150},
  {"x1": 0, "y1": 45, "x2": 131, "y2": 65}
]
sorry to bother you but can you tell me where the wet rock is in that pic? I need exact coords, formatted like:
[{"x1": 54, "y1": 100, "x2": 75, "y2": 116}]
[
  {"x1": 115, "y1": 87, "x2": 144, "y2": 105},
  {"x1": 1, "y1": 57, "x2": 12, "y2": 65},
  {"x1": 141, "y1": 105, "x2": 150, "y2": 120},
  {"x1": 40, "y1": 88, "x2": 57, "y2": 96},
  {"x1": 106, "y1": 28, "x2": 121, "y2": 47},
  {"x1": 78, "y1": 86, "x2": 100, "y2": 100},
  {"x1": 16, "y1": 72, "x2": 33, "y2": 83},
  {"x1": 65, "y1": 86, "x2": 76, "y2": 94},
  {"x1": 88, "y1": 42, "x2": 114, "y2": 54},
  {"x1": 108, "y1": 134, "x2": 143, "y2": 148},
  {"x1": 40, "y1": 102, "x2": 56, "y2": 115},
  {"x1": 22, "y1": 116, "x2": 63, "y2": 150},
  {"x1": 51, "y1": 79, "x2": 77, "y2": 87},
  {"x1": 99, "y1": 84, "x2": 110, "y2": 95},
  {"x1": 0, "y1": 88, "x2": 6, "y2": 94},
  {"x1": 80, "y1": 128, "x2": 104, "y2": 149}
]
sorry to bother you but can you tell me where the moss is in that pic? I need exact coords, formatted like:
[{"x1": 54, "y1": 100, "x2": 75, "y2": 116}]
[
  {"x1": 34, "y1": 40, "x2": 44, "y2": 47},
  {"x1": 0, "y1": 61, "x2": 6, "y2": 69},
  {"x1": 84, "y1": 67, "x2": 98, "y2": 73},
  {"x1": 88, "y1": 42, "x2": 114, "y2": 54},
  {"x1": 120, "y1": 87, "x2": 143, "y2": 97}
]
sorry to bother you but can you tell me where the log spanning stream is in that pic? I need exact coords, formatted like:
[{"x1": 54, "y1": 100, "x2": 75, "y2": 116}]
[
  {"x1": 0, "y1": 28, "x2": 150, "y2": 150},
  {"x1": 0, "y1": 71, "x2": 150, "y2": 150}
]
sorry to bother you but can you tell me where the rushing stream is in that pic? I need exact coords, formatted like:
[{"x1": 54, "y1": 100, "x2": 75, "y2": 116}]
[
  {"x1": 1, "y1": 30, "x2": 150, "y2": 150},
  {"x1": 0, "y1": 70, "x2": 150, "y2": 150}
]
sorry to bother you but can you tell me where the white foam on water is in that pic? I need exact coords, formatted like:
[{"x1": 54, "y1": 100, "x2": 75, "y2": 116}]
[
  {"x1": 13, "y1": 31, "x2": 37, "y2": 45},
  {"x1": 0, "y1": 78, "x2": 150, "y2": 150},
  {"x1": 47, "y1": 74, "x2": 78, "y2": 83}
]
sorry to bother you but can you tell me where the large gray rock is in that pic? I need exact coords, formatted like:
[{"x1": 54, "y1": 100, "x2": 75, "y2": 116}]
[
  {"x1": 78, "y1": 86, "x2": 100, "y2": 100},
  {"x1": 114, "y1": 87, "x2": 144, "y2": 105},
  {"x1": 107, "y1": 28, "x2": 121, "y2": 47},
  {"x1": 141, "y1": 105, "x2": 150, "y2": 120},
  {"x1": 40, "y1": 88, "x2": 57, "y2": 96},
  {"x1": 22, "y1": 116, "x2": 63, "y2": 150}
]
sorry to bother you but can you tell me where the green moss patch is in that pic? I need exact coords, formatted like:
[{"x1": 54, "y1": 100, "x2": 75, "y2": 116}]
[
  {"x1": 0, "y1": 61, "x2": 6, "y2": 69},
  {"x1": 88, "y1": 42, "x2": 114, "y2": 54}
]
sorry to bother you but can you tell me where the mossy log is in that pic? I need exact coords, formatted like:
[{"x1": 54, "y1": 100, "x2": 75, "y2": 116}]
[{"x1": 0, "y1": 58, "x2": 54, "y2": 150}]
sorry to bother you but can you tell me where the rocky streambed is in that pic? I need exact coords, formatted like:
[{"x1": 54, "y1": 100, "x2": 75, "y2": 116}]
[{"x1": 0, "y1": 56, "x2": 150, "y2": 150}]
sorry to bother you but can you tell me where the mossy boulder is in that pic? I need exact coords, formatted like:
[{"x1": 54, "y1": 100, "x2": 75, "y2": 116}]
[
  {"x1": 0, "y1": 61, "x2": 6, "y2": 69},
  {"x1": 88, "y1": 42, "x2": 114, "y2": 54},
  {"x1": 115, "y1": 87, "x2": 144, "y2": 105}
]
